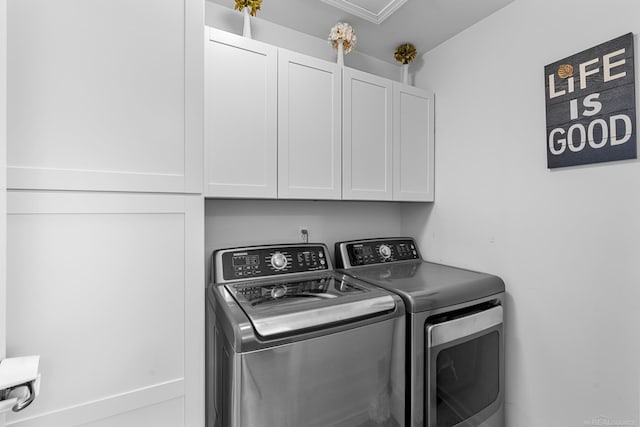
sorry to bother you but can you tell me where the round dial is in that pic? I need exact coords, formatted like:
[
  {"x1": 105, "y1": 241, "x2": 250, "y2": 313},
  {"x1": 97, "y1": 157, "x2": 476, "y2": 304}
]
[
  {"x1": 270, "y1": 253, "x2": 288, "y2": 270},
  {"x1": 379, "y1": 244, "x2": 392, "y2": 259}
]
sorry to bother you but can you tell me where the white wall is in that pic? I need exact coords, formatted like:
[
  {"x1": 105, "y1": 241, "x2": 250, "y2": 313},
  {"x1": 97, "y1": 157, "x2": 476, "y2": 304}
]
[
  {"x1": 403, "y1": 0, "x2": 640, "y2": 425},
  {"x1": 205, "y1": 1, "x2": 400, "y2": 81},
  {"x1": 205, "y1": 199, "x2": 403, "y2": 282}
]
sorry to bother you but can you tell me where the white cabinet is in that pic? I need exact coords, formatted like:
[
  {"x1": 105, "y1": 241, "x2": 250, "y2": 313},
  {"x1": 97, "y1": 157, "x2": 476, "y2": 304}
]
[
  {"x1": 6, "y1": 192, "x2": 204, "y2": 427},
  {"x1": 202, "y1": 28, "x2": 434, "y2": 202},
  {"x1": 4, "y1": 4, "x2": 205, "y2": 426},
  {"x1": 7, "y1": 0, "x2": 203, "y2": 194},
  {"x1": 343, "y1": 71, "x2": 434, "y2": 202},
  {"x1": 342, "y1": 67, "x2": 393, "y2": 200},
  {"x1": 392, "y1": 83, "x2": 435, "y2": 202},
  {"x1": 278, "y1": 49, "x2": 342, "y2": 200},
  {"x1": 204, "y1": 28, "x2": 277, "y2": 198}
]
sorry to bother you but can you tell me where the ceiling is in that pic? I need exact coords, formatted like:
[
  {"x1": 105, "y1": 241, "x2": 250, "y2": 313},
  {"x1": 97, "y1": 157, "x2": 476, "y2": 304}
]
[{"x1": 209, "y1": 0, "x2": 515, "y2": 64}]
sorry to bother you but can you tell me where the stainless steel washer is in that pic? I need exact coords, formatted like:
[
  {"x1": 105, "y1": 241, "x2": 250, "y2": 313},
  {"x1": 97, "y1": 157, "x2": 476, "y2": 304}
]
[
  {"x1": 335, "y1": 238, "x2": 505, "y2": 427},
  {"x1": 206, "y1": 243, "x2": 406, "y2": 427}
]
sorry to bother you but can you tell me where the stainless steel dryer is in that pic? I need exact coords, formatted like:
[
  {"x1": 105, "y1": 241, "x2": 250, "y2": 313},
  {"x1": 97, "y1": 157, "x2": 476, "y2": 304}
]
[
  {"x1": 207, "y1": 243, "x2": 406, "y2": 427},
  {"x1": 335, "y1": 238, "x2": 505, "y2": 427}
]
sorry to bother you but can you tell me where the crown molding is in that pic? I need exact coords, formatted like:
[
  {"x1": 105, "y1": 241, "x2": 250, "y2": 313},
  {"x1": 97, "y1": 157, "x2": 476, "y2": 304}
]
[{"x1": 320, "y1": 0, "x2": 408, "y2": 24}]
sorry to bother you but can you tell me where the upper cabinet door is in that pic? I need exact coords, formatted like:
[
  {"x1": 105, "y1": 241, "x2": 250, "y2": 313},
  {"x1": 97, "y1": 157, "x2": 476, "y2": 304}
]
[
  {"x1": 204, "y1": 28, "x2": 277, "y2": 199},
  {"x1": 342, "y1": 67, "x2": 392, "y2": 201},
  {"x1": 278, "y1": 49, "x2": 342, "y2": 200},
  {"x1": 393, "y1": 83, "x2": 435, "y2": 202},
  {"x1": 7, "y1": 0, "x2": 203, "y2": 194}
]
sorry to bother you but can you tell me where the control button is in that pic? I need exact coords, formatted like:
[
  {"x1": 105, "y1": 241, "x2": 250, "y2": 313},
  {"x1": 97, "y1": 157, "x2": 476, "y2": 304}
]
[
  {"x1": 270, "y1": 253, "x2": 288, "y2": 270},
  {"x1": 320, "y1": 259, "x2": 326, "y2": 265},
  {"x1": 379, "y1": 244, "x2": 392, "y2": 259},
  {"x1": 318, "y1": 251, "x2": 324, "y2": 258}
]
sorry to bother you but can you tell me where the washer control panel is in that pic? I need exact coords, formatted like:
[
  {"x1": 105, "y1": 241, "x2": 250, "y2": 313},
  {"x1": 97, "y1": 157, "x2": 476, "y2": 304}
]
[
  {"x1": 214, "y1": 244, "x2": 330, "y2": 283},
  {"x1": 336, "y1": 238, "x2": 421, "y2": 268}
]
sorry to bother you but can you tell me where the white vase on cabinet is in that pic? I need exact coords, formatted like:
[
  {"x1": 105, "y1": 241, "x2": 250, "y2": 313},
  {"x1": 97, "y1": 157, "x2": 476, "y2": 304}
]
[
  {"x1": 336, "y1": 39, "x2": 344, "y2": 66},
  {"x1": 242, "y1": 7, "x2": 252, "y2": 38},
  {"x1": 402, "y1": 63, "x2": 409, "y2": 85}
]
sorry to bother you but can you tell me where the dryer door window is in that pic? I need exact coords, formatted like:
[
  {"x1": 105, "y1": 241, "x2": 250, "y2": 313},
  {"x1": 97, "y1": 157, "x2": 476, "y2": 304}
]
[{"x1": 426, "y1": 306, "x2": 503, "y2": 427}]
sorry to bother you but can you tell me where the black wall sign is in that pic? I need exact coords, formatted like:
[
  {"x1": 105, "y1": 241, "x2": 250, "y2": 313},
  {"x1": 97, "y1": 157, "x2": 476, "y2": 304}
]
[{"x1": 545, "y1": 33, "x2": 636, "y2": 169}]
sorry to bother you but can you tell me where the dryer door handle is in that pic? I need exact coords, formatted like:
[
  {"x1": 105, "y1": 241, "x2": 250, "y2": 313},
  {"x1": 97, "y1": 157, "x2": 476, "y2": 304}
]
[{"x1": 427, "y1": 305, "x2": 503, "y2": 347}]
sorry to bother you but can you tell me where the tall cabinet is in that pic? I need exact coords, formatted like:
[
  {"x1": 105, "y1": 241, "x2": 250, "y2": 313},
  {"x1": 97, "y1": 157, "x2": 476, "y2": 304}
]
[{"x1": 5, "y1": 1, "x2": 204, "y2": 426}]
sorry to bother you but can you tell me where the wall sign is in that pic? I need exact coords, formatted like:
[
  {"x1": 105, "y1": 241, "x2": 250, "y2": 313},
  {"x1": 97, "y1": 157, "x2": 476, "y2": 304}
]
[{"x1": 545, "y1": 33, "x2": 636, "y2": 168}]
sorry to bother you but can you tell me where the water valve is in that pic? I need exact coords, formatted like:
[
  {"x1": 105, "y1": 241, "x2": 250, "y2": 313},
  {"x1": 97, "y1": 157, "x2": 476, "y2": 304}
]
[{"x1": 299, "y1": 226, "x2": 309, "y2": 243}]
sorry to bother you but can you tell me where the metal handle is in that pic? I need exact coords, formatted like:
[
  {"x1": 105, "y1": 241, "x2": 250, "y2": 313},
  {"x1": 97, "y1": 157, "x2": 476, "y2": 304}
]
[
  {"x1": 428, "y1": 305, "x2": 503, "y2": 347},
  {"x1": 12, "y1": 381, "x2": 36, "y2": 412},
  {"x1": 0, "y1": 355, "x2": 40, "y2": 413},
  {"x1": 0, "y1": 381, "x2": 37, "y2": 413}
]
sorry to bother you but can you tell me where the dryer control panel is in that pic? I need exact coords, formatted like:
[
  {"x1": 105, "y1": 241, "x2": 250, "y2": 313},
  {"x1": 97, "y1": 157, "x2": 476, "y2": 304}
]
[
  {"x1": 213, "y1": 244, "x2": 331, "y2": 283},
  {"x1": 335, "y1": 238, "x2": 421, "y2": 268}
]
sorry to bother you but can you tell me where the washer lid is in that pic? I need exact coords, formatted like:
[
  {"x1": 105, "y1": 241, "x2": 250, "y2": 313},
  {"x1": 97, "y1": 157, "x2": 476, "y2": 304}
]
[
  {"x1": 225, "y1": 272, "x2": 397, "y2": 338},
  {"x1": 341, "y1": 261, "x2": 505, "y2": 313}
]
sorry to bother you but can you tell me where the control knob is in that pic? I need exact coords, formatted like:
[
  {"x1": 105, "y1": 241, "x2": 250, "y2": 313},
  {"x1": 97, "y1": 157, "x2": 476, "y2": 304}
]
[
  {"x1": 270, "y1": 253, "x2": 288, "y2": 270},
  {"x1": 379, "y1": 244, "x2": 392, "y2": 259}
]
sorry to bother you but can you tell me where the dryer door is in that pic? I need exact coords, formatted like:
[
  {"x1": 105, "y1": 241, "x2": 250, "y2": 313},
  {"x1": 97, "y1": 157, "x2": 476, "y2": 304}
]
[{"x1": 425, "y1": 306, "x2": 504, "y2": 427}]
